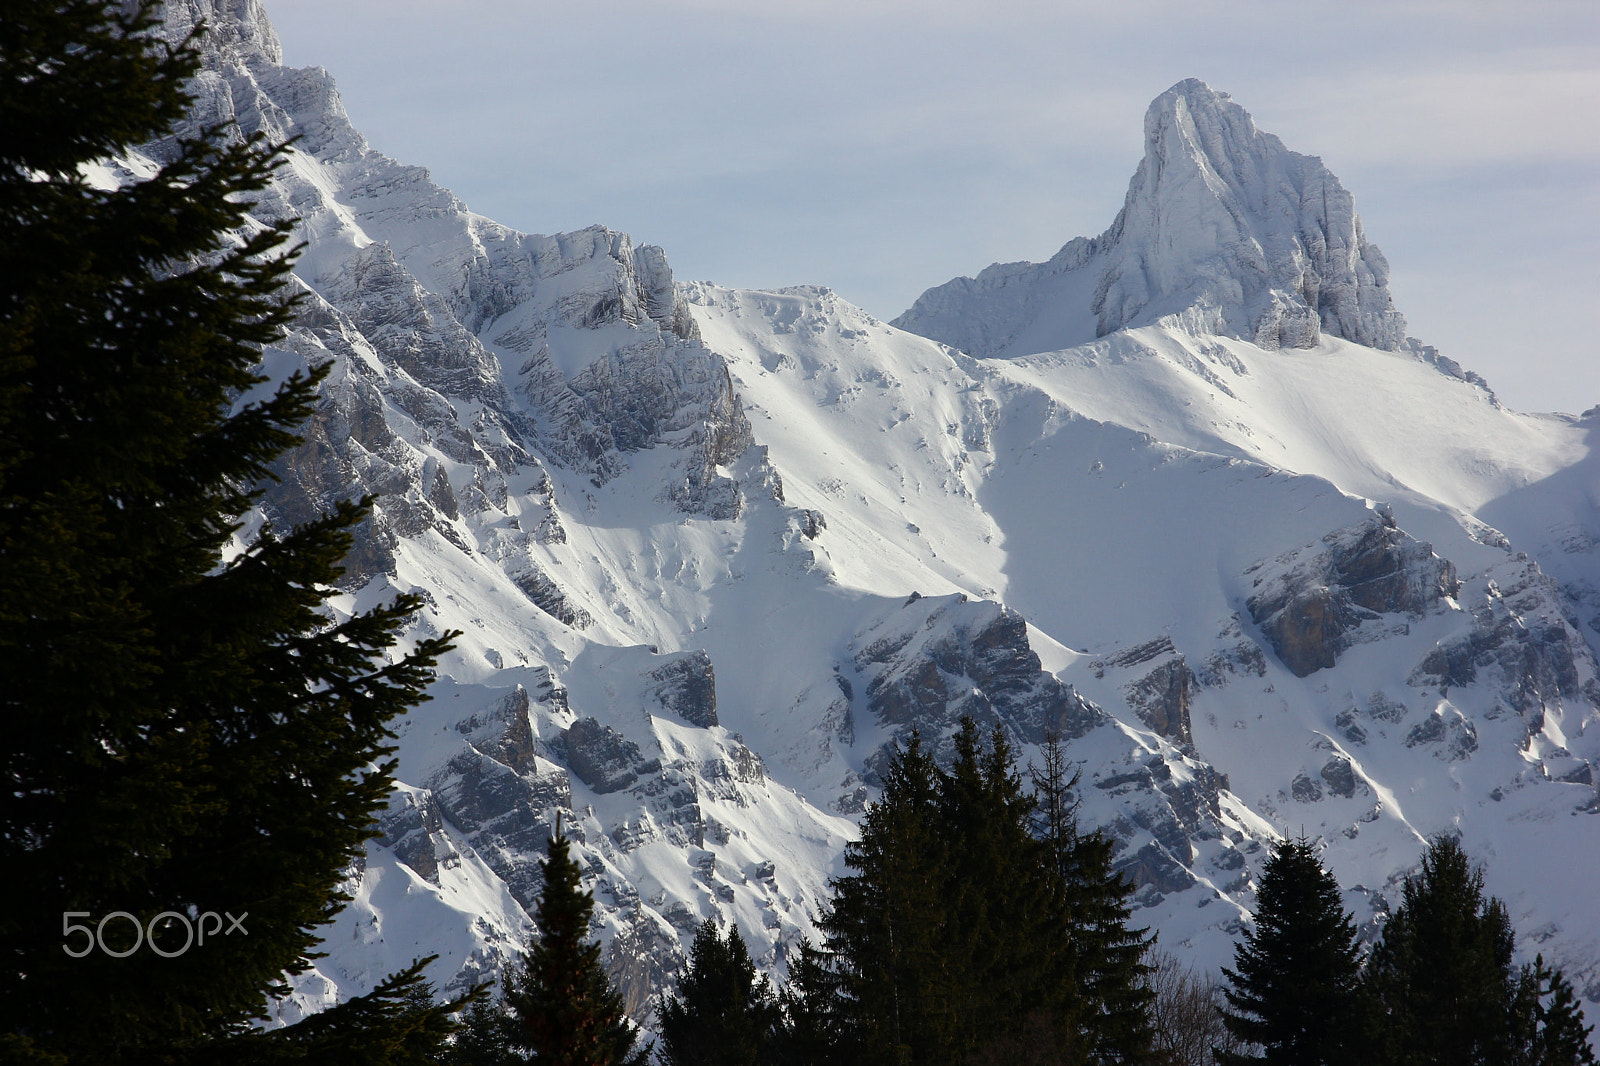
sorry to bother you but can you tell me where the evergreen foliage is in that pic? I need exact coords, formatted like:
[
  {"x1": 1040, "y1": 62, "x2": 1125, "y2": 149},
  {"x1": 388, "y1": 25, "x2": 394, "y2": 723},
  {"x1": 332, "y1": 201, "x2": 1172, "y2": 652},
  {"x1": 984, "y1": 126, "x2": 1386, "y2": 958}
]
[
  {"x1": 1, "y1": 1, "x2": 458, "y2": 1060},
  {"x1": 1062, "y1": 829, "x2": 1160, "y2": 1064},
  {"x1": 1364, "y1": 838, "x2": 1520, "y2": 1066},
  {"x1": 1216, "y1": 837, "x2": 1366, "y2": 1066},
  {"x1": 1362, "y1": 838, "x2": 1598, "y2": 1066},
  {"x1": 809, "y1": 720, "x2": 1159, "y2": 1065},
  {"x1": 1209, "y1": 836, "x2": 1600, "y2": 1066},
  {"x1": 1033, "y1": 728, "x2": 1158, "y2": 1064},
  {"x1": 500, "y1": 827, "x2": 648, "y2": 1066},
  {"x1": 233, "y1": 959, "x2": 484, "y2": 1066},
  {"x1": 774, "y1": 938, "x2": 857, "y2": 1066},
  {"x1": 438, "y1": 998, "x2": 520, "y2": 1066},
  {"x1": 1514, "y1": 957, "x2": 1599, "y2": 1066},
  {"x1": 940, "y1": 721, "x2": 1080, "y2": 1061},
  {"x1": 820, "y1": 730, "x2": 957, "y2": 1064},
  {"x1": 656, "y1": 919, "x2": 780, "y2": 1066}
]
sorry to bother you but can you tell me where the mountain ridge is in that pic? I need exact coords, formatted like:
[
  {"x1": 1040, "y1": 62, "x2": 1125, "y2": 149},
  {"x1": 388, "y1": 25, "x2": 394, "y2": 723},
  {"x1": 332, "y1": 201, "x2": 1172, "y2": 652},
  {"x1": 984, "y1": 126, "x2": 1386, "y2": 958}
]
[{"x1": 114, "y1": 0, "x2": 1600, "y2": 1025}]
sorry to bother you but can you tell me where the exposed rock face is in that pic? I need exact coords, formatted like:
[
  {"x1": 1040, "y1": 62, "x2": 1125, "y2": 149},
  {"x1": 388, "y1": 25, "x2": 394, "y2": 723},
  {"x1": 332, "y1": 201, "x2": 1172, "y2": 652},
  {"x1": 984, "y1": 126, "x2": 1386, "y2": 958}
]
[
  {"x1": 266, "y1": 223, "x2": 757, "y2": 590},
  {"x1": 850, "y1": 596, "x2": 1249, "y2": 900},
  {"x1": 164, "y1": 0, "x2": 760, "y2": 595},
  {"x1": 1319, "y1": 756, "x2": 1359, "y2": 799},
  {"x1": 895, "y1": 79, "x2": 1409, "y2": 358},
  {"x1": 1097, "y1": 637, "x2": 1196, "y2": 747},
  {"x1": 1091, "y1": 753, "x2": 1236, "y2": 904},
  {"x1": 1247, "y1": 511, "x2": 1459, "y2": 677},
  {"x1": 360, "y1": 650, "x2": 840, "y2": 1020},
  {"x1": 1410, "y1": 558, "x2": 1599, "y2": 725},
  {"x1": 560, "y1": 719, "x2": 658, "y2": 796},
  {"x1": 649, "y1": 652, "x2": 719, "y2": 728},
  {"x1": 379, "y1": 786, "x2": 457, "y2": 885},
  {"x1": 513, "y1": 565, "x2": 594, "y2": 629},
  {"x1": 1093, "y1": 80, "x2": 1407, "y2": 350},
  {"x1": 422, "y1": 680, "x2": 574, "y2": 908},
  {"x1": 1402, "y1": 709, "x2": 1479, "y2": 761},
  {"x1": 855, "y1": 595, "x2": 1102, "y2": 754}
]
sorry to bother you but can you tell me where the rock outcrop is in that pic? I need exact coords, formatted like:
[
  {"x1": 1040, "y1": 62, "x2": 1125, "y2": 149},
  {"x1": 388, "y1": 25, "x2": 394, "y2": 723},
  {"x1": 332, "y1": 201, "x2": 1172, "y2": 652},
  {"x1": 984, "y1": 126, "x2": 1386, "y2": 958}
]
[
  {"x1": 1410, "y1": 557, "x2": 1600, "y2": 737},
  {"x1": 1092, "y1": 79, "x2": 1407, "y2": 350},
  {"x1": 855, "y1": 594, "x2": 1102, "y2": 753},
  {"x1": 1247, "y1": 511, "x2": 1459, "y2": 677},
  {"x1": 1094, "y1": 637, "x2": 1196, "y2": 747},
  {"x1": 849, "y1": 595, "x2": 1250, "y2": 900},
  {"x1": 159, "y1": 0, "x2": 760, "y2": 595}
]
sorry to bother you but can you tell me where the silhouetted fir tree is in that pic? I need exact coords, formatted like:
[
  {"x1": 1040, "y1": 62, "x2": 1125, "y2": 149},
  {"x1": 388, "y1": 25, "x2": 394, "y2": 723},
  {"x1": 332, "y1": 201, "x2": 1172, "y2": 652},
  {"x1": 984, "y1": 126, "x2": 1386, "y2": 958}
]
[
  {"x1": 656, "y1": 919, "x2": 780, "y2": 1066},
  {"x1": 1216, "y1": 837, "x2": 1366, "y2": 1066},
  {"x1": 774, "y1": 939, "x2": 858, "y2": 1066},
  {"x1": 1508, "y1": 956, "x2": 1599, "y2": 1066},
  {"x1": 810, "y1": 721, "x2": 1160, "y2": 1065},
  {"x1": 1032, "y1": 728, "x2": 1159, "y2": 1065},
  {"x1": 229, "y1": 960, "x2": 484, "y2": 1066},
  {"x1": 441, "y1": 998, "x2": 520, "y2": 1066},
  {"x1": 940, "y1": 721, "x2": 1078, "y2": 1063},
  {"x1": 501, "y1": 826, "x2": 648, "y2": 1066},
  {"x1": 1364, "y1": 837, "x2": 1520, "y2": 1066},
  {"x1": 819, "y1": 731, "x2": 963, "y2": 1065},
  {"x1": 1, "y1": 1, "x2": 461, "y2": 1062},
  {"x1": 1064, "y1": 829, "x2": 1161, "y2": 1065}
]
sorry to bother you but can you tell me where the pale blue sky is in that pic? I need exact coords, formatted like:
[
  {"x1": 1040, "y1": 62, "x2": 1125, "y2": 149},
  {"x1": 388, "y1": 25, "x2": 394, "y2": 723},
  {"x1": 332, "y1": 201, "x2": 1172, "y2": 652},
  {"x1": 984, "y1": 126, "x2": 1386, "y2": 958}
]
[{"x1": 265, "y1": 0, "x2": 1598, "y2": 414}]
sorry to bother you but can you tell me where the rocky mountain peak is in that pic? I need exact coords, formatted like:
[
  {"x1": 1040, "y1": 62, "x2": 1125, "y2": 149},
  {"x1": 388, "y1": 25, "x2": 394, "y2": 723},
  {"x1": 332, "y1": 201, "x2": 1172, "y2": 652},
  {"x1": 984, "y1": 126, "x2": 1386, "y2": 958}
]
[
  {"x1": 1093, "y1": 78, "x2": 1407, "y2": 350},
  {"x1": 895, "y1": 79, "x2": 1411, "y2": 358},
  {"x1": 145, "y1": 0, "x2": 282, "y2": 70}
]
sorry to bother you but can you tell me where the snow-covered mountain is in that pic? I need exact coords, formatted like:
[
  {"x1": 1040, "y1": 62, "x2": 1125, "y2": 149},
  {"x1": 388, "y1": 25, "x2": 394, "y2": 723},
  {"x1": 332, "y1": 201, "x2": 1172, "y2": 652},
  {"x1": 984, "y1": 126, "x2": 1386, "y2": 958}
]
[
  {"x1": 137, "y1": 1, "x2": 1600, "y2": 1021},
  {"x1": 894, "y1": 79, "x2": 1410, "y2": 356}
]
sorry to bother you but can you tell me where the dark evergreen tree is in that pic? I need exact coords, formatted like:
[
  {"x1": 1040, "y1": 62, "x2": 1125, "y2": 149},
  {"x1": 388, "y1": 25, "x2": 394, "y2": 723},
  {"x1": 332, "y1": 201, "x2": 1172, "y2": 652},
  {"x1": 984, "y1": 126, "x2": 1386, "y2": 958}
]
[
  {"x1": 1032, "y1": 727, "x2": 1159, "y2": 1065},
  {"x1": 235, "y1": 959, "x2": 484, "y2": 1066},
  {"x1": 812, "y1": 720, "x2": 1159, "y2": 1065},
  {"x1": 501, "y1": 826, "x2": 648, "y2": 1066},
  {"x1": 1514, "y1": 957, "x2": 1599, "y2": 1066},
  {"x1": 774, "y1": 939, "x2": 857, "y2": 1066},
  {"x1": 1217, "y1": 837, "x2": 1366, "y2": 1066},
  {"x1": 1364, "y1": 837, "x2": 1520, "y2": 1066},
  {"x1": 442, "y1": 998, "x2": 520, "y2": 1066},
  {"x1": 656, "y1": 919, "x2": 780, "y2": 1066},
  {"x1": 1063, "y1": 828, "x2": 1160, "y2": 1066},
  {"x1": 940, "y1": 720, "x2": 1079, "y2": 1064},
  {"x1": 1, "y1": 1, "x2": 459, "y2": 1061},
  {"x1": 819, "y1": 731, "x2": 959, "y2": 1065}
]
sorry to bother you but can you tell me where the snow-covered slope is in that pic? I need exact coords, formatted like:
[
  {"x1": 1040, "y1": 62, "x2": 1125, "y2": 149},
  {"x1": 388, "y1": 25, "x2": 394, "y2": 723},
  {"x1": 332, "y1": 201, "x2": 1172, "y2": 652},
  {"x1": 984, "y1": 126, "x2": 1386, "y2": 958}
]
[
  {"x1": 883, "y1": 78, "x2": 1600, "y2": 1003},
  {"x1": 694, "y1": 277, "x2": 1600, "y2": 987},
  {"x1": 135, "y1": 4, "x2": 1600, "y2": 1021}
]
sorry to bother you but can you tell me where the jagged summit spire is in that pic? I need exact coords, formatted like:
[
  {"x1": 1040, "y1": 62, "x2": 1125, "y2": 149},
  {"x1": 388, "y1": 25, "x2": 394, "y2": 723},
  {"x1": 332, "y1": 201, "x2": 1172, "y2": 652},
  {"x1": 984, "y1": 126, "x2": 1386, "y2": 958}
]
[
  {"x1": 895, "y1": 79, "x2": 1409, "y2": 357},
  {"x1": 1092, "y1": 78, "x2": 1407, "y2": 350},
  {"x1": 146, "y1": 0, "x2": 283, "y2": 69}
]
